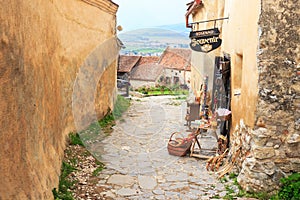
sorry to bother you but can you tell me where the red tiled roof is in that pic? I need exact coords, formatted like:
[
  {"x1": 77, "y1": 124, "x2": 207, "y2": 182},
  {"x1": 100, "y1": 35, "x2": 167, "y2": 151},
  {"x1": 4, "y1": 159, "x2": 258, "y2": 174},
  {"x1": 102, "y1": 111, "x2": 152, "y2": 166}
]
[
  {"x1": 130, "y1": 63, "x2": 164, "y2": 82},
  {"x1": 159, "y1": 47, "x2": 192, "y2": 71},
  {"x1": 118, "y1": 55, "x2": 141, "y2": 73},
  {"x1": 137, "y1": 56, "x2": 160, "y2": 66}
]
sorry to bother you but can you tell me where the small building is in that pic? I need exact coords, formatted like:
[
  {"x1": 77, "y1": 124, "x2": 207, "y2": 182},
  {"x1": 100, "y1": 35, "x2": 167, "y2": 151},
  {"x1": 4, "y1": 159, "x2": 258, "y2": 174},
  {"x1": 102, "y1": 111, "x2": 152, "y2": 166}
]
[
  {"x1": 117, "y1": 55, "x2": 141, "y2": 80},
  {"x1": 158, "y1": 47, "x2": 192, "y2": 86},
  {"x1": 130, "y1": 63, "x2": 164, "y2": 89},
  {"x1": 118, "y1": 50, "x2": 192, "y2": 89}
]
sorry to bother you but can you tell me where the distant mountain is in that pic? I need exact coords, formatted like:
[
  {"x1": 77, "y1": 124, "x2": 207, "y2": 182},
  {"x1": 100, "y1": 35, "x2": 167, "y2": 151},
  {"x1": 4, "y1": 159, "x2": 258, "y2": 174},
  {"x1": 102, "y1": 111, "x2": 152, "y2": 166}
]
[
  {"x1": 156, "y1": 23, "x2": 190, "y2": 36},
  {"x1": 118, "y1": 23, "x2": 191, "y2": 56}
]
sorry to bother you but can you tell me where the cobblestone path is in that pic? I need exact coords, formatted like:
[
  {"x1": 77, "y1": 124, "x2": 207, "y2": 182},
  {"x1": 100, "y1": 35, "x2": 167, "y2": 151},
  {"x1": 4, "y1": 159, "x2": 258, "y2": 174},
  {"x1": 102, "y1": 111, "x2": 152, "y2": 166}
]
[{"x1": 90, "y1": 96, "x2": 227, "y2": 199}]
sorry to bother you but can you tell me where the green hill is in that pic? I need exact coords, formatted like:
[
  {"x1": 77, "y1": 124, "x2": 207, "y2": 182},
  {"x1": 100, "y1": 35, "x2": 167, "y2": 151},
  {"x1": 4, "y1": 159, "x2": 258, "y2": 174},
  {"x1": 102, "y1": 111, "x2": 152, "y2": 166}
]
[{"x1": 118, "y1": 24, "x2": 190, "y2": 55}]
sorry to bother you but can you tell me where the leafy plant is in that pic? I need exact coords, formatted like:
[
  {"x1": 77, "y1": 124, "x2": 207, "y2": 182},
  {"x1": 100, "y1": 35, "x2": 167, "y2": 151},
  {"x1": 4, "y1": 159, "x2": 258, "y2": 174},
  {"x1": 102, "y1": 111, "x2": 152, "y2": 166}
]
[
  {"x1": 223, "y1": 184, "x2": 235, "y2": 200},
  {"x1": 229, "y1": 173, "x2": 238, "y2": 179},
  {"x1": 98, "y1": 95, "x2": 130, "y2": 128},
  {"x1": 274, "y1": 173, "x2": 300, "y2": 200},
  {"x1": 69, "y1": 132, "x2": 84, "y2": 146},
  {"x1": 92, "y1": 162, "x2": 105, "y2": 176},
  {"x1": 53, "y1": 162, "x2": 76, "y2": 200},
  {"x1": 98, "y1": 113, "x2": 115, "y2": 128}
]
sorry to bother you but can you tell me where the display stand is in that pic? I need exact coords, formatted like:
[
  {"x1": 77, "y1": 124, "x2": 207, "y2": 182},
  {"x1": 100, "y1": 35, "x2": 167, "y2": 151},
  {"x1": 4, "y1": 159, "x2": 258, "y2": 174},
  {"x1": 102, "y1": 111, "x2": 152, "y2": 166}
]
[{"x1": 189, "y1": 125, "x2": 216, "y2": 159}]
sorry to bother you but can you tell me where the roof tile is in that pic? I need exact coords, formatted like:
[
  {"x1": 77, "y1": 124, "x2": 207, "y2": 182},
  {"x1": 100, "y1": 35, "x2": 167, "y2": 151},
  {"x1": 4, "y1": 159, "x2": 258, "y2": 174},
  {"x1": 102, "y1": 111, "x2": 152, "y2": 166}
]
[
  {"x1": 130, "y1": 63, "x2": 164, "y2": 81},
  {"x1": 118, "y1": 55, "x2": 141, "y2": 73},
  {"x1": 159, "y1": 47, "x2": 192, "y2": 71}
]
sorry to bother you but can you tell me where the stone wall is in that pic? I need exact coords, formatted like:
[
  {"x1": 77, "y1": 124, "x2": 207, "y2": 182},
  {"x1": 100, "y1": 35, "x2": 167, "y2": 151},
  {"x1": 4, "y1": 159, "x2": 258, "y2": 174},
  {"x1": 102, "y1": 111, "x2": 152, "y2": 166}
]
[
  {"x1": 237, "y1": 0, "x2": 300, "y2": 192},
  {"x1": 0, "y1": 0, "x2": 118, "y2": 199}
]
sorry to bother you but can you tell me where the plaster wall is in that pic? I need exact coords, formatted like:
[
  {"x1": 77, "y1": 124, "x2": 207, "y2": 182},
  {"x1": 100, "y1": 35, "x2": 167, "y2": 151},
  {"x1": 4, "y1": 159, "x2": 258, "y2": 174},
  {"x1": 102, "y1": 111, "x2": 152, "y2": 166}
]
[
  {"x1": 164, "y1": 68, "x2": 191, "y2": 86},
  {"x1": 0, "y1": 0, "x2": 118, "y2": 199},
  {"x1": 130, "y1": 80, "x2": 157, "y2": 89},
  {"x1": 221, "y1": 0, "x2": 261, "y2": 129},
  {"x1": 237, "y1": 0, "x2": 300, "y2": 192},
  {"x1": 190, "y1": 0, "x2": 225, "y2": 98}
]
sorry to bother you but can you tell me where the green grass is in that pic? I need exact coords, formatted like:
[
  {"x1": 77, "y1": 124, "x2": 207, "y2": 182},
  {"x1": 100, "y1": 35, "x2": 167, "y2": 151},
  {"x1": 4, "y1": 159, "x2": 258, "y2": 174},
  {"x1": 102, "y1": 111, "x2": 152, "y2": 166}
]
[
  {"x1": 53, "y1": 95, "x2": 130, "y2": 199},
  {"x1": 144, "y1": 90, "x2": 188, "y2": 96},
  {"x1": 98, "y1": 95, "x2": 130, "y2": 130},
  {"x1": 221, "y1": 173, "x2": 300, "y2": 200},
  {"x1": 224, "y1": 185, "x2": 236, "y2": 200},
  {"x1": 54, "y1": 96, "x2": 130, "y2": 199},
  {"x1": 113, "y1": 95, "x2": 131, "y2": 119},
  {"x1": 78, "y1": 95, "x2": 131, "y2": 142},
  {"x1": 121, "y1": 46, "x2": 165, "y2": 54},
  {"x1": 98, "y1": 113, "x2": 115, "y2": 128},
  {"x1": 229, "y1": 173, "x2": 238, "y2": 179},
  {"x1": 136, "y1": 85, "x2": 189, "y2": 97},
  {"x1": 92, "y1": 163, "x2": 105, "y2": 176},
  {"x1": 69, "y1": 132, "x2": 84, "y2": 146},
  {"x1": 52, "y1": 162, "x2": 76, "y2": 200},
  {"x1": 175, "y1": 96, "x2": 187, "y2": 100}
]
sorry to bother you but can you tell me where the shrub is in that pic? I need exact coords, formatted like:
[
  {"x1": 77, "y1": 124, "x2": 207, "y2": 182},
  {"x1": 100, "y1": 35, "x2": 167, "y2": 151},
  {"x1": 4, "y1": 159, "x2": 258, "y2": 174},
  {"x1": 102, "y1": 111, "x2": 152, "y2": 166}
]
[{"x1": 275, "y1": 173, "x2": 300, "y2": 200}]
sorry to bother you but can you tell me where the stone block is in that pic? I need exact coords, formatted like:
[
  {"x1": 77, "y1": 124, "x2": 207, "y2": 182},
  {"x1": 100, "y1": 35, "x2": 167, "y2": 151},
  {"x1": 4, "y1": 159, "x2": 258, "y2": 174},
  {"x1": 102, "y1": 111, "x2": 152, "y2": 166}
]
[
  {"x1": 251, "y1": 128, "x2": 271, "y2": 146},
  {"x1": 285, "y1": 143, "x2": 300, "y2": 158},
  {"x1": 249, "y1": 161, "x2": 276, "y2": 176},
  {"x1": 138, "y1": 175, "x2": 157, "y2": 190},
  {"x1": 287, "y1": 133, "x2": 300, "y2": 144},
  {"x1": 107, "y1": 174, "x2": 136, "y2": 187},
  {"x1": 252, "y1": 146, "x2": 275, "y2": 159}
]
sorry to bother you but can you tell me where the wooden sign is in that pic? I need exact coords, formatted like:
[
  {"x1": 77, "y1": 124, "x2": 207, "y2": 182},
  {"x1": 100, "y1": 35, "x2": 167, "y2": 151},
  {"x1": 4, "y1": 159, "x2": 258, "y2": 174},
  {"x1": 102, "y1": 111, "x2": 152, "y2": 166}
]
[{"x1": 189, "y1": 28, "x2": 222, "y2": 53}]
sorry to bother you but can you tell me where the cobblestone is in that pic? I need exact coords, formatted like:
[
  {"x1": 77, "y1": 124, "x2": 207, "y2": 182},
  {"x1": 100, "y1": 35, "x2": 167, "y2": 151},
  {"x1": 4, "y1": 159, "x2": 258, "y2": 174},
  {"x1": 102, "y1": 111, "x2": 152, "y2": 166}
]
[{"x1": 90, "y1": 96, "x2": 230, "y2": 199}]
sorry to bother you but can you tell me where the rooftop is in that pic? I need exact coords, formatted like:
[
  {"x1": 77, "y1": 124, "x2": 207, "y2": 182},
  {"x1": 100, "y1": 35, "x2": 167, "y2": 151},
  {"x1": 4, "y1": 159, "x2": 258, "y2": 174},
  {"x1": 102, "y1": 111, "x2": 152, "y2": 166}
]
[
  {"x1": 130, "y1": 63, "x2": 164, "y2": 82},
  {"x1": 137, "y1": 56, "x2": 160, "y2": 66},
  {"x1": 118, "y1": 55, "x2": 141, "y2": 73},
  {"x1": 159, "y1": 47, "x2": 192, "y2": 71}
]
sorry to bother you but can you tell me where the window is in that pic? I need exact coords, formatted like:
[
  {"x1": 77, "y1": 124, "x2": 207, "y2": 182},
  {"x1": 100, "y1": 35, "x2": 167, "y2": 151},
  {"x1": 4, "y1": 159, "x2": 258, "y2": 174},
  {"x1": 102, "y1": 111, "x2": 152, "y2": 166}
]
[
  {"x1": 174, "y1": 76, "x2": 180, "y2": 85},
  {"x1": 233, "y1": 53, "x2": 243, "y2": 95}
]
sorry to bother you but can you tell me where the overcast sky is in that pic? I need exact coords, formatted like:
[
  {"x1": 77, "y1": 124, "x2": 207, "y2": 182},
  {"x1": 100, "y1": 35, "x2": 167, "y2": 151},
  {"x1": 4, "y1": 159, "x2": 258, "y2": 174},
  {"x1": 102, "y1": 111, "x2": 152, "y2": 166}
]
[{"x1": 113, "y1": 0, "x2": 189, "y2": 32}]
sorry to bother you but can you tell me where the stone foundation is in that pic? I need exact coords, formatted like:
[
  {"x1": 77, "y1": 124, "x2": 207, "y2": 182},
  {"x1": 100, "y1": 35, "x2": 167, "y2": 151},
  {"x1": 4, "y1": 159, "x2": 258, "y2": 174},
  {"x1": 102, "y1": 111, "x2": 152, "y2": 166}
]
[{"x1": 232, "y1": 120, "x2": 300, "y2": 192}]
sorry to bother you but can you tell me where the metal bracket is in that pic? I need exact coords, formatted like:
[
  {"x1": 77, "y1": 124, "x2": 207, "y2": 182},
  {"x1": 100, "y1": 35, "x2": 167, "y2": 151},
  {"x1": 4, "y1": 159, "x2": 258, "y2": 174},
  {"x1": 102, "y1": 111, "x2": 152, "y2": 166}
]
[{"x1": 190, "y1": 17, "x2": 229, "y2": 29}]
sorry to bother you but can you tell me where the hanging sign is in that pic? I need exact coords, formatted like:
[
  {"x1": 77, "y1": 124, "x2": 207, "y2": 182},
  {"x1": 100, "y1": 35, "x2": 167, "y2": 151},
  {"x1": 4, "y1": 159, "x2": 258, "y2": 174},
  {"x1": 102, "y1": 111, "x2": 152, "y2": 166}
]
[{"x1": 189, "y1": 28, "x2": 222, "y2": 53}]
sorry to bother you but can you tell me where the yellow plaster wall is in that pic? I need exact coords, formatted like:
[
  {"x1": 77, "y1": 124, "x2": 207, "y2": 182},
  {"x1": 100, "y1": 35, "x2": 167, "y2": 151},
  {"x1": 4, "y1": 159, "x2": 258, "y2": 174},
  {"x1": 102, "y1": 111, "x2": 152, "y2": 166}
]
[
  {"x1": 190, "y1": 0, "x2": 225, "y2": 95},
  {"x1": 190, "y1": 0, "x2": 261, "y2": 129},
  {"x1": 221, "y1": 0, "x2": 261, "y2": 129},
  {"x1": 0, "y1": 0, "x2": 118, "y2": 199}
]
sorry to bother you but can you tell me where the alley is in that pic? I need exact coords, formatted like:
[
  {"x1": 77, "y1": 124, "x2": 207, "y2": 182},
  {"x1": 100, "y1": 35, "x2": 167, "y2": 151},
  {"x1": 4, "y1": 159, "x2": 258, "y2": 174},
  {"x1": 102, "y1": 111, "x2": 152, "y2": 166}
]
[{"x1": 91, "y1": 96, "x2": 227, "y2": 199}]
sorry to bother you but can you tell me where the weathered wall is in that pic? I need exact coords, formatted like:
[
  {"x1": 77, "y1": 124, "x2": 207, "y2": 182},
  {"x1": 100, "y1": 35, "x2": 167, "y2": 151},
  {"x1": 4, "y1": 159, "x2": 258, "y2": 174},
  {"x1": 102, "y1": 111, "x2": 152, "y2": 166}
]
[
  {"x1": 163, "y1": 68, "x2": 191, "y2": 86},
  {"x1": 130, "y1": 80, "x2": 157, "y2": 89},
  {"x1": 237, "y1": 0, "x2": 300, "y2": 192},
  {"x1": 0, "y1": 0, "x2": 118, "y2": 199},
  {"x1": 222, "y1": 0, "x2": 261, "y2": 129}
]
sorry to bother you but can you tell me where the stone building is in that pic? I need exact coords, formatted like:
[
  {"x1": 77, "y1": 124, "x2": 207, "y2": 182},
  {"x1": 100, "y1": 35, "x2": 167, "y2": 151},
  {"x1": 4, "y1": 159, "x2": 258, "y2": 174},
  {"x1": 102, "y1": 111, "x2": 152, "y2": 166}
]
[
  {"x1": 187, "y1": 0, "x2": 299, "y2": 192},
  {"x1": 0, "y1": 0, "x2": 119, "y2": 199},
  {"x1": 159, "y1": 47, "x2": 192, "y2": 86}
]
